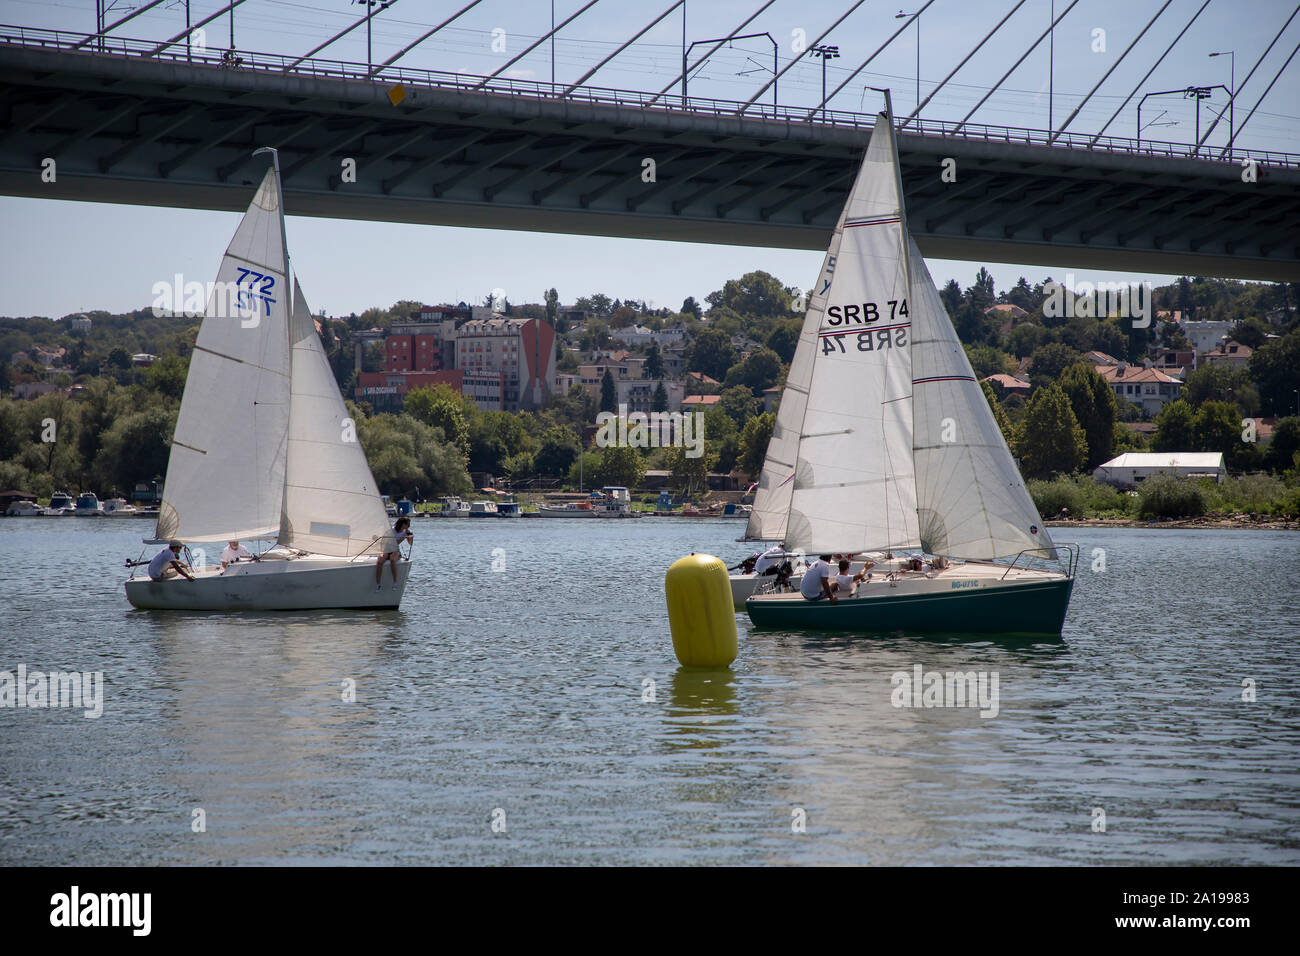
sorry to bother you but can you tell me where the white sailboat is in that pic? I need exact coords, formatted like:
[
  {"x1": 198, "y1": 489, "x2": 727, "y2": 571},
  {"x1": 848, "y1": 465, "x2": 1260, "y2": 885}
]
[
  {"x1": 126, "y1": 149, "x2": 408, "y2": 611},
  {"x1": 742, "y1": 108, "x2": 1076, "y2": 635}
]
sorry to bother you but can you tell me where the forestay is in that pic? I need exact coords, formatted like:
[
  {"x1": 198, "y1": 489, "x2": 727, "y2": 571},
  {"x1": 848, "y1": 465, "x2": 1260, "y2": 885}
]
[{"x1": 155, "y1": 166, "x2": 290, "y2": 543}]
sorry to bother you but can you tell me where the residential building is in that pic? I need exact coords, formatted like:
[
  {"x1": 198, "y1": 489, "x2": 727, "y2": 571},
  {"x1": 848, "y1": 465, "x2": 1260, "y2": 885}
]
[
  {"x1": 70, "y1": 315, "x2": 92, "y2": 333},
  {"x1": 455, "y1": 316, "x2": 556, "y2": 411},
  {"x1": 355, "y1": 370, "x2": 465, "y2": 414},
  {"x1": 680, "y1": 394, "x2": 721, "y2": 412},
  {"x1": 12, "y1": 382, "x2": 57, "y2": 399},
  {"x1": 1179, "y1": 319, "x2": 1236, "y2": 352},
  {"x1": 131, "y1": 353, "x2": 157, "y2": 367},
  {"x1": 762, "y1": 386, "x2": 781, "y2": 413},
  {"x1": 386, "y1": 305, "x2": 468, "y2": 372},
  {"x1": 616, "y1": 378, "x2": 685, "y2": 413},
  {"x1": 981, "y1": 373, "x2": 1031, "y2": 397},
  {"x1": 1200, "y1": 340, "x2": 1253, "y2": 371},
  {"x1": 1148, "y1": 348, "x2": 1196, "y2": 377},
  {"x1": 1095, "y1": 363, "x2": 1183, "y2": 415},
  {"x1": 661, "y1": 347, "x2": 686, "y2": 378}
]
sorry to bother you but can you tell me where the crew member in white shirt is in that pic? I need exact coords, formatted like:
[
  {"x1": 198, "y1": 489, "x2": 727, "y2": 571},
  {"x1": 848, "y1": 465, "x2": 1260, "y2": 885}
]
[
  {"x1": 799, "y1": 554, "x2": 837, "y2": 603},
  {"x1": 221, "y1": 540, "x2": 254, "y2": 569},
  {"x1": 754, "y1": 545, "x2": 785, "y2": 575}
]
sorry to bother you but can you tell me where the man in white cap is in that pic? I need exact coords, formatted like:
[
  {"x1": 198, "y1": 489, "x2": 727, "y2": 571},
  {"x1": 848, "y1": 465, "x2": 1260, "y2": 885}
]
[{"x1": 147, "y1": 540, "x2": 196, "y2": 582}]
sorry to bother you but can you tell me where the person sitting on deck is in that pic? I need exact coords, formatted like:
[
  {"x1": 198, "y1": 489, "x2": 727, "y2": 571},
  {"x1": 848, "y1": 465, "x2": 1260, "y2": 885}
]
[
  {"x1": 220, "y1": 540, "x2": 254, "y2": 569},
  {"x1": 148, "y1": 540, "x2": 196, "y2": 582},
  {"x1": 800, "y1": 554, "x2": 837, "y2": 603},
  {"x1": 832, "y1": 558, "x2": 873, "y2": 596},
  {"x1": 375, "y1": 517, "x2": 413, "y2": 591}
]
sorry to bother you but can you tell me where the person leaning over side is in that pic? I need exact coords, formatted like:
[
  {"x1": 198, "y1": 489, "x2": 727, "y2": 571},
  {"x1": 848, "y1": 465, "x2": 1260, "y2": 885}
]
[
  {"x1": 148, "y1": 540, "x2": 196, "y2": 582},
  {"x1": 375, "y1": 516, "x2": 413, "y2": 591}
]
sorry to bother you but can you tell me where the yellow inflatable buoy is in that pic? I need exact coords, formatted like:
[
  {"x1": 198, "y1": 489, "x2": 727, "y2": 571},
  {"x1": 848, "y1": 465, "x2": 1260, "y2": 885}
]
[{"x1": 664, "y1": 553, "x2": 738, "y2": 668}]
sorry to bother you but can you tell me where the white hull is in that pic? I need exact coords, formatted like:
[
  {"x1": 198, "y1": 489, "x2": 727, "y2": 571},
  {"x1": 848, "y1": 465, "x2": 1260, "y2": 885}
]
[
  {"x1": 125, "y1": 554, "x2": 410, "y2": 610},
  {"x1": 536, "y1": 507, "x2": 598, "y2": 518}
]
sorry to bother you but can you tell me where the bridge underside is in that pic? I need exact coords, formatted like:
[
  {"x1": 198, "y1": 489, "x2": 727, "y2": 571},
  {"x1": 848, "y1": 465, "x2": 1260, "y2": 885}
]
[{"x1": 3, "y1": 45, "x2": 1299, "y2": 281}]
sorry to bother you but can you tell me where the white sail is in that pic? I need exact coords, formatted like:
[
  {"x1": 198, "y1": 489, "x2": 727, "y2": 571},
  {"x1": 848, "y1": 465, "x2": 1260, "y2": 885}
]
[
  {"x1": 783, "y1": 115, "x2": 920, "y2": 553},
  {"x1": 744, "y1": 212, "x2": 847, "y2": 542},
  {"x1": 908, "y1": 241, "x2": 1054, "y2": 559},
  {"x1": 279, "y1": 280, "x2": 395, "y2": 557},
  {"x1": 156, "y1": 166, "x2": 291, "y2": 543}
]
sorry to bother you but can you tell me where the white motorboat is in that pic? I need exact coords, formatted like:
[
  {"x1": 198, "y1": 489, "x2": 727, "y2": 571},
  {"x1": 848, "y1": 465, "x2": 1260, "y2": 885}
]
[
  {"x1": 469, "y1": 500, "x2": 498, "y2": 517},
  {"x1": 74, "y1": 492, "x2": 103, "y2": 516},
  {"x1": 536, "y1": 498, "x2": 597, "y2": 517},
  {"x1": 740, "y1": 105, "x2": 1075, "y2": 635},
  {"x1": 5, "y1": 500, "x2": 44, "y2": 517},
  {"x1": 594, "y1": 486, "x2": 638, "y2": 518},
  {"x1": 46, "y1": 491, "x2": 75, "y2": 515},
  {"x1": 496, "y1": 499, "x2": 522, "y2": 518},
  {"x1": 125, "y1": 148, "x2": 409, "y2": 611},
  {"x1": 102, "y1": 497, "x2": 141, "y2": 517},
  {"x1": 435, "y1": 496, "x2": 471, "y2": 517}
]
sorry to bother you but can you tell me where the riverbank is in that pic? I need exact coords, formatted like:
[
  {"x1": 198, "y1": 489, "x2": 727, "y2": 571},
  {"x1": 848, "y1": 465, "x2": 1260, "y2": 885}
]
[{"x1": 1048, "y1": 515, "x2": 1299, "y2": 530}]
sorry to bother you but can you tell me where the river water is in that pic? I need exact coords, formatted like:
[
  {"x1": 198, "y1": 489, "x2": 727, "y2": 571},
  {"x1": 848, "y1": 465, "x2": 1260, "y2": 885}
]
[{"x1": 0, "y1": 518, "x2": 1296, "y2": 865}]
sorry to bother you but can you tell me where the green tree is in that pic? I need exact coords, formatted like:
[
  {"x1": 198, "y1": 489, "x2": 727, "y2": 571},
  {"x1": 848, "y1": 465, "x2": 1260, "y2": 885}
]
[
  {"x1": 644, "y1": 343, "x2": 664, "y2": 379},
  {"x1": 681, "y1": 296, "x2": 701, "y2": 318},
  {"x1": 739, "y1": 411, "x2": 775, "y2": 476},
  {"x1": 145, "y1": 354, "x2": 189, "y2": 400},
  {"x1": 1014, "y1": 384, "x2": 1087, "y2": 479},
  {"x1": 980, "y1": 379, "x2": 1013, "y2": 442},
  {"x1": 535, "y1": 426, "x2": 580, "y2": 477},
  {"x1": 599, "y1": 369, "x2": 617, "y2": 414},
  {"x1": 1194, "y1": 400, "x2": 1245, "y2": 467},
  {"x1": 964, "y1": 344, "x2": 1015, "y2": 379},
  {"x1": 1151, "y1": 400, "x2": 1196, "y2": 452},
  {"x1": 1246, "y1": 331, "x2": 1300, "y2": 416},
  {"x1": 404, "y1": 385, "x2": 471, "y2": 455},
  {"x1": 764, "y1": 318, "x2": 800, "y2": 363},
  {"x1": 717, "y1": 385, "x2": 758, "y2": 428},
  {"x1": 722, "y1": 346, "x2": 783, "y2": 395},
  {"x1": 106, "y1": 346, "x2": 131, "y2": 370},
  {"x1": 596, "y1": 444, "x2": 645, "y2": 488},
  {"x1": 1059, "y1": 363, "x2": 1117, "y2": 470},
  {"x1": 1028, "y1": 342, "x2": 1082, "y2": 388},
  {"x1": 1264, "y1": 416, "x2": 1300, "y2": 472},
  {"x1": 652, "y1": 381, "x2": 669, "y2": 413},
  {"x1": 685, "y1": 328, "x2": 737, "y2": 381},
  {"x1": 665, "y1": 445, "x2": 709, "y2": 495},
  {"x1": 704, "y1": 271, "x2": 792, "y2": 318},
  {"x1": 544, "y1": 287, "x2": 559, "y2": 323}
]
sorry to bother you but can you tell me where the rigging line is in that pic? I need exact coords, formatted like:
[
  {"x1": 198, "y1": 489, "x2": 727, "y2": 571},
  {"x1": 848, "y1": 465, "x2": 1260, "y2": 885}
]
[
  {"x1": 741, "y1": 0, "x2": 869, "y2": 111},
  {"x1": 650, "y1": 0, "x2": 778, "y2": 104},
  {"x1": 562, "y1": 0, "x2": 684, "y2": 96},
  {"x1": 1195, "y1": 3, "x2": 1300, "y2": 152},
  {"x1": 1050, "y1": 0, "x2": 1176, "y2": 143},
  {"x1": 282, "y1": 0, "x2": 403, "y2": 72},
  {"x1": 1090, "y1": 0, "x2": 1212, "y2": 145},
  {"x1": 809, "y1": 0, "x2": 938, "y2": 118},
  {"x1": 953, "y1": 0, "x2": 1080, "y2": 133},
  {"x1": 473, "y1": 0, "x2": 602, "y2": 89},
  {"x1": 142, "y1": 0, "x2": 251, "y2": 57},
  {"x1": 1217, "y1": 35, "x2": 1300, "y2": 158},
  {"x1": 900, "y1": 0, "x2": 1031, "y2": 128},
  {"x1": 72, "y1": 0, "x2": 168, "y2": 48}
]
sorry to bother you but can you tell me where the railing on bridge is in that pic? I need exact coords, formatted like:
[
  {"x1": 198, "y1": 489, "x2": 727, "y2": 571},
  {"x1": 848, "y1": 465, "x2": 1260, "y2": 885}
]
[{"x1": 4, "y1": 23, "x2": 1299, "y2": 170}]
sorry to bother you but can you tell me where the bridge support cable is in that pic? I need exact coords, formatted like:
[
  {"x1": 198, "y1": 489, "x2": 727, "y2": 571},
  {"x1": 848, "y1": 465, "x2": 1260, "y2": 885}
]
[
  {"x1": 899, "y1": 0, "x2": 1030, "y2": 129},
  {"x1": 1088, "y1": 0, "x2": 1212, "y2": 146},
  {"x1": 372, "y1": 0, "x2": 485, "y2": 76},
  {"x1": 143, "y1": 0, "x2": 250, "y2": 58},
  {"x1": 1195, "y1": 3, "x2": 1300, "y2": 154},
  {"x1": 952, "y1": 0, "x2": 1078, "y2": 132},
  {"x1": 648, "y1": 0, "x2": 777, "y2": 105},
  {"x1": 1223, "y1": 35, "x2": 1300, "y2": 157},
  {"x1": 281, "y1": 0, "x2": 403, "y2": 72},
  {"x1": 739, "y1": 0, "x2": 869, "y2": 113},
  {"x1": 473, "y1": 0, "x2": 602, "y2": 90},
  {"x1": 562, "y1": 1, "x2": 684, "y2": 96},
  {"x1": 1049, "y1": 0, "x2": 1175, "y2": 144},
  {"x1": 807, "y1": 0, "x2": 936, "y2": 119},
  {"x1": 72, "y1": 0, "x2": 169, "y2": 49}
]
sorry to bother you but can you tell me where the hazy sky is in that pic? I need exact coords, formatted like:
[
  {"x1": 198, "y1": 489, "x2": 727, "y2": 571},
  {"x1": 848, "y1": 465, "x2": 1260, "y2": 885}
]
[{"x1": 2, "y1": 0, "x2": 1297, "y2": 317}]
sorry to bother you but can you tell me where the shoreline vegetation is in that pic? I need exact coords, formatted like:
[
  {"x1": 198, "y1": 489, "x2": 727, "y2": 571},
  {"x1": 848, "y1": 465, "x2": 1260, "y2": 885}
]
[{"x1": 1029, "y1": 473, "x2": 1300, "y2": 530}]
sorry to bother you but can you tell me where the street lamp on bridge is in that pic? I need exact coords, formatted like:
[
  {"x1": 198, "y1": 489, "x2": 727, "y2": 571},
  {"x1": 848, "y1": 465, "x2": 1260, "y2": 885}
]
[
  {"x1": 809, "y1": 45, "x2": 840, "y2": 120},
  {"x1": 895, "y1": 10, "x2": 921, "y2": 114},
  {"x1": 1209, "y1": 50, "x2": 1236, "y2": 155},
  {"x1": 352, "y1": 0, "x2": 395, "y2": 77}
]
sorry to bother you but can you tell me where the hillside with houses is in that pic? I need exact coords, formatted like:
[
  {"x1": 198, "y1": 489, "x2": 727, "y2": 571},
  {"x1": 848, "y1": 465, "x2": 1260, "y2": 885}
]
[{"x1": 1, "y1": 271, "x2": 1298, "y2": 521}]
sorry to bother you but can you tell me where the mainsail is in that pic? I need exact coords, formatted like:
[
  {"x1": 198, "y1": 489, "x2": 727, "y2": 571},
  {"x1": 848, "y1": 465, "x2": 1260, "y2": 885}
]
[
  {"x1": 744, "y1": 112, "x2": 1047, "y2": 560},
  {"x1": 279, "y1": 279, "x2": 394, "y2": 557},
  {"x1": 155, "y1": 166, "x2": 291, "y2": 543}
]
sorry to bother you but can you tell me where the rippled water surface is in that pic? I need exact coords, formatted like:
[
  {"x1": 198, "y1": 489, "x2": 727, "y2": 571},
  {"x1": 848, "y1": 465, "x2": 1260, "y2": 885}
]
[{"x1": 1, "y1": 518, "x2": 1297, "y2": 865}]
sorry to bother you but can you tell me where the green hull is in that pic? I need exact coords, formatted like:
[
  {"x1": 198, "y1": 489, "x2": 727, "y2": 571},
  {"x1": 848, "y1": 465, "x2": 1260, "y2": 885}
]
[{"x1": 746, "y1": 577, "x2": 1074, "y2": 636}]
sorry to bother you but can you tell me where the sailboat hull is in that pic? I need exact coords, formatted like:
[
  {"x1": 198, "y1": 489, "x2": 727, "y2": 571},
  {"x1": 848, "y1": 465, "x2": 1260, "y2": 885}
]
[
  {"x1": 746, "y1": 573, "x2": 1073, "y2": 636},
  {"x1": 125, "y1": 556, "x2": 410, "y2": 611}
]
